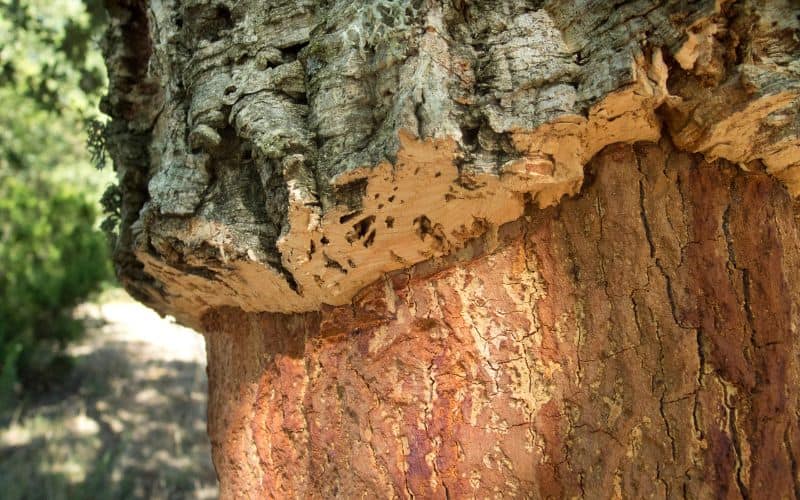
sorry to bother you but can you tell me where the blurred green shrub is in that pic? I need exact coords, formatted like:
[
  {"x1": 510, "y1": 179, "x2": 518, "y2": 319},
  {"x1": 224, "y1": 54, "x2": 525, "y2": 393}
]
[
  {"x1": 0, "y1": 175, "x2": 112, "y2": 407},
  {"x1": 0, "y1": 0, "x2": 115, "y2": 407}
]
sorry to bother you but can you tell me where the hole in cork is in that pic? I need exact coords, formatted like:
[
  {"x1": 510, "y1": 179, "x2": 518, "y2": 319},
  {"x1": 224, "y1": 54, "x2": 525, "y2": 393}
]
[
  {"x1": 346, "y1": 215, "x2": 376, "y2": 244},
  {"x1": 413, "y1": 215, "x2": 432, "y2": 241},
  {"x1": 339, "y1": 210, "x2": 362, "y2": 224},
  {"x1": 363, "y1": 229, "x2": 376, "y2": 248}
]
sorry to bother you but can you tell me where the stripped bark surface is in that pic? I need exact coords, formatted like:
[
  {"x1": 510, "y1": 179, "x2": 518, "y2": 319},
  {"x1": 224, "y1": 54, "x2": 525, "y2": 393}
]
[
  {"x1": 201, "y1": 141, "x2": 800, "y2": 498},
  {"x1": 101, "y1": 0, "x2": 800, "y2": 497}
]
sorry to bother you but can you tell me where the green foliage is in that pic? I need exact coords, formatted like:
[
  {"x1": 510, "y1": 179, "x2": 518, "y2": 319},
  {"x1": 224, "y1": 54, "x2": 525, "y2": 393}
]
[
  {"x1": 0, "y1": 0, "x2": 114, "y2": 405},
  {"x1": 99, "y1": 183, "x2": 122, "y2": 243},
  {"x1": 0, "y1": 0, "x2": 107, "y2": 114},
  {"x1": 85, "y1": 117, "x2": 108, "y2": 170},
  {"x1": 0, "y1": 0, "x2": 111, "y2": 183},
  {"x1": 0, "y1": 176, "x2": 112, "y2": 406}
]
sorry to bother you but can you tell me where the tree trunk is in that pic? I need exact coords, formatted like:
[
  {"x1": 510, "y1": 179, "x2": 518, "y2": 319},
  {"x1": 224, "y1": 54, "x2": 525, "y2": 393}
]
[{"x1": 102, "y1": 0, "x2": 800, "y2": 497}]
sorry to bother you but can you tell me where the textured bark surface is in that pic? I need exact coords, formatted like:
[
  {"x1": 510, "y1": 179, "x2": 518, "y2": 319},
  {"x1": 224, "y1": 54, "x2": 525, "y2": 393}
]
[
  {"x1": 103, "y1": 0, "x2": 799, "y2": 324},
  {"x1": 201, "y1": 141, "x2": 800, "y2": 498},
  {"x1": 100, "y1": 0, "x2": 800, "y2": 497}
]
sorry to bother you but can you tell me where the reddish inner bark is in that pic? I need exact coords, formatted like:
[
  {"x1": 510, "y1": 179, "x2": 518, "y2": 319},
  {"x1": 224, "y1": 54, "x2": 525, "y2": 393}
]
[{"x1": 202, "y1": 141, "x2": 800, "y2": 499}]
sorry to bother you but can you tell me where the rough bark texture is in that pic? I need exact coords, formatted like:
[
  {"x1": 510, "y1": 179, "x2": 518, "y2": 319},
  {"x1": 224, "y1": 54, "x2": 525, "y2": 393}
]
[{"x1": 101, "y1": 0, "x2": 800, "y2": 497}]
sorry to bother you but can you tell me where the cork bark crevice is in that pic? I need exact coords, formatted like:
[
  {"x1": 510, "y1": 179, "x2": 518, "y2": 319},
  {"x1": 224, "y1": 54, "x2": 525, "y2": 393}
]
[{"x1": 103, "y1": 0, "x2": 799, "y2": 325}]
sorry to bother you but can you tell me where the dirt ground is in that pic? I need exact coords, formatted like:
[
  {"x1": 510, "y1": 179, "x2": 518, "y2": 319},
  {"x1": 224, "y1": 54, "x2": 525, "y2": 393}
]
[{"x1": 0, "y1": 292, "x2": 218, "y2": 499}]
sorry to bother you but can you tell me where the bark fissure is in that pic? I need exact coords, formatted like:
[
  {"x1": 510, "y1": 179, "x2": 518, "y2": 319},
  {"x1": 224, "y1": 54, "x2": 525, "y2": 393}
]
[
  {"x1": 722, "y1": 378, "x2": 751, "y2": 500},
  {"x1": 784, "y1": 426, "x2": 800, "y2": 500}
]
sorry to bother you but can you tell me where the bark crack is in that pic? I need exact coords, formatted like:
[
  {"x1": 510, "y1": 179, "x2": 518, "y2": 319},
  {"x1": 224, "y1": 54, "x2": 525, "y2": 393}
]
[
  {"x1": 349, "y1": 361, "x2": 394, "y2": 491},
  {"x1": 721, "y1": 378, "x2": 750, "y2": 500},
  {"x1": 784, "y1": 427, "x2": 800, "y2": 500},
  {"x1": 722, "y1": 181, "x2": 758, "y2": 360},
  {"x1": 638, "y1": 170, "x2": 656, "y2": 259}
]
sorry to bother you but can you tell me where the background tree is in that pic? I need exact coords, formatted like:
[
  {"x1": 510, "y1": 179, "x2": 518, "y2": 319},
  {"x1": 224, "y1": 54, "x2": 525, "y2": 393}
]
[
  {"x1": 103, "y1": 0, "x2": 800, "y2": 497},
  {"x1": 0, "y1": 0, "x2": 113, "y2": 405}
]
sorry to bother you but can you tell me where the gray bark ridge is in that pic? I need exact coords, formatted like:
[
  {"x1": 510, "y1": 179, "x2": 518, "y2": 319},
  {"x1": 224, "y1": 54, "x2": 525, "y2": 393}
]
[{"x1": 103, "y1": 0, "x2": 800, "y2": 325}]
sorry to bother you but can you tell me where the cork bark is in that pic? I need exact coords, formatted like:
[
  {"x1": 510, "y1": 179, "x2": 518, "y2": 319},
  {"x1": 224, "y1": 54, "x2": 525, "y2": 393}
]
[{"x1": 101, "y1": 0, "x2": 800, "y2": 497}]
